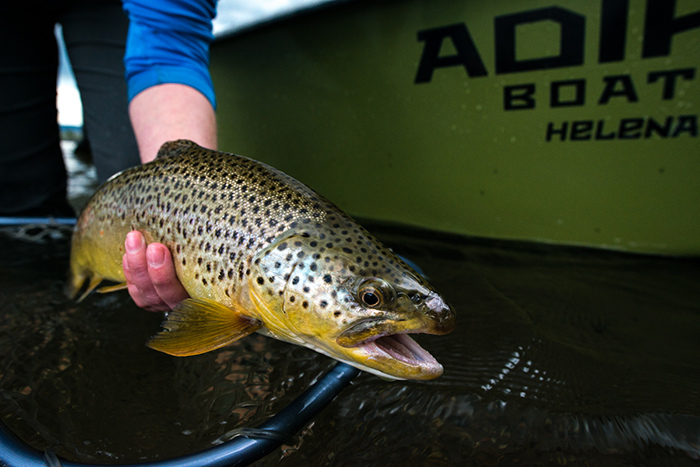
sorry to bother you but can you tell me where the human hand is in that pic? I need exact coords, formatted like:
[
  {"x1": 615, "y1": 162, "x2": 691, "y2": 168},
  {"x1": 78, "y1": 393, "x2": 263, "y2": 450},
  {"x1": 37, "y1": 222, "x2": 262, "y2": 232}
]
[{"x1": 123, "y1": 231, "x2": 189, "y2": 312}]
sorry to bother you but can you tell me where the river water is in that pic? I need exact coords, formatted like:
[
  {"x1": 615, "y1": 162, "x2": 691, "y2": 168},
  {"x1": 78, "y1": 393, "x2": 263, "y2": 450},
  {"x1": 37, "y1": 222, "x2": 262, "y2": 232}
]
[{"x1": 0, "y1": 142, "x2": 698, "y2": 466}]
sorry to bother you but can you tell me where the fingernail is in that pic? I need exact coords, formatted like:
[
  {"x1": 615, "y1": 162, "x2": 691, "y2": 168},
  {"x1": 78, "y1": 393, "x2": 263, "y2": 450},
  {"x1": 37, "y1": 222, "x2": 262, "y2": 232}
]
[
  {"x1": 148, "y1": 246, "x2": 165, "y2": 268},
  {"x1": 125, "y1": 232, "x2": 143, "y2": 254}
]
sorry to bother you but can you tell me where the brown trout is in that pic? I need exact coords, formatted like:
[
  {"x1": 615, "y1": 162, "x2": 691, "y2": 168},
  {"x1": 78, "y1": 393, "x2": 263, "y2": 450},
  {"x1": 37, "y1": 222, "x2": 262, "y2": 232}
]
[{"x1": 68, "y1": 140, "x2": 456, "y2": 380}]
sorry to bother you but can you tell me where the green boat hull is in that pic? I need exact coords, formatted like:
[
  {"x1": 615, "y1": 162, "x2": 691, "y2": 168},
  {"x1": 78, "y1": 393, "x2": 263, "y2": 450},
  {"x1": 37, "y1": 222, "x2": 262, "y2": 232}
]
[{"x1": 211, "y1": 0, "x2": 700, "y2": 255}]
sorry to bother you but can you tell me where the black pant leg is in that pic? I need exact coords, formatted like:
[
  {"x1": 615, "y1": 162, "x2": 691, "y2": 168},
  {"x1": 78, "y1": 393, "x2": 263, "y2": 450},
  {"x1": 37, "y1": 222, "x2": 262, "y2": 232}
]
[
  {"x1": 0, "y1": 5, "x2": 74, "y2": 217},
  {"x1": 59, "y1": 0, "x2": 140, "y2": 184}
]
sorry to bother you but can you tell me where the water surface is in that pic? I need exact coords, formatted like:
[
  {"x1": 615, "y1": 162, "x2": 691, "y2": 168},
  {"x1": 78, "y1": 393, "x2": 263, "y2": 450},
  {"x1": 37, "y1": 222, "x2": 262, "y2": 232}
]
[{"x1": 0, "y1": 222, "x2": 698, "y2": 466}]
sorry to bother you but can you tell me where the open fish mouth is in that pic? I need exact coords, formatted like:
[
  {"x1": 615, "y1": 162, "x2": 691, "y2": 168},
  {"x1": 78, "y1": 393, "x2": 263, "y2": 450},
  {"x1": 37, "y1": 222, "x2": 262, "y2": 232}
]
[
  {"x1": 345, "y1": 332, "x2": 444, "y2": 379},
  {"x1": 334, "y1": 314, "x2": 453, "y2": 379},
  {"x1": 367, "y1": 334, "x2": 440, "y2": 366}
]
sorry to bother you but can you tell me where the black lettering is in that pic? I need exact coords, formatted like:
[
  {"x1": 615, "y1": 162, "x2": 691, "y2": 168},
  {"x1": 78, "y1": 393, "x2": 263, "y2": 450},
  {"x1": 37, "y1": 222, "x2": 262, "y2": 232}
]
[
  {"x1": 645, "y1": 116, "x2": 673, "y2": 138},
  {"x1": 495, "y1": 7, "x2": 585, "y2": 74},
  {"x1": 595, "y1": 120, "x2": 616, "y2": 140},
  {"x1": 599, "y1": 0, "x2": 629, "y2": 63},
  {"x1": 618, "y1": 118, "x2": 644, "y2": 139},
  {"x1": 543, "y1": 116, "x2": 697, "y2": 142},
  {"x1": 648, "y1": 68, "x2": 696, "y2": 100},
  {"x1": 546, "y1": 121, "x2": 568, "y2": 141},
  {"x1": 673, "y1": 115, "x2": 698, "y2": 137},
  {"x1": 571, "y1": 120, "x2": 593, "y2": 140},
  {"x1": 550, "y1": 79, "x2": 586, "y2": 107},
  {"x1": 599, "y1": 75, "x2": 639, "y2": 104},
  {"x1": 415, "y1": 24, "x2": 488, "y2": 83},
  {"x1": 643, "y1": 0, "x2": 700, "y2": 58},
  {"x1": 504, "y1": 84, "x2": 536, "y2": 110}
]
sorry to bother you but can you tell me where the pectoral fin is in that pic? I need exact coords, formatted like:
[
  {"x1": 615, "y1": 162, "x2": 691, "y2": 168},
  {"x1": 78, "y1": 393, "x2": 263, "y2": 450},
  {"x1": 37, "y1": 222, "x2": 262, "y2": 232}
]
[{"x1": 147, "y1": 298, "x2": 262, "y2": 357}]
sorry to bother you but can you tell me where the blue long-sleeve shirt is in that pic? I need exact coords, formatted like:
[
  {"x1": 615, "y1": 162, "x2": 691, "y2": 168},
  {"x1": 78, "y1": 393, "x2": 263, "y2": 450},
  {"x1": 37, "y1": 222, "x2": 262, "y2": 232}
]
[{"x1": 123, "y1": 0, "x2": 217, "y2": 109}]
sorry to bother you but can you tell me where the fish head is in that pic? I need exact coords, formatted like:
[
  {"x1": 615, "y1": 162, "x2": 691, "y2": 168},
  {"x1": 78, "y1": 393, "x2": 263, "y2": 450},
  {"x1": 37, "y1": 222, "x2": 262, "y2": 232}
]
[{"x1": 248, "y1": 223, "x2": 456, "y2": 380}]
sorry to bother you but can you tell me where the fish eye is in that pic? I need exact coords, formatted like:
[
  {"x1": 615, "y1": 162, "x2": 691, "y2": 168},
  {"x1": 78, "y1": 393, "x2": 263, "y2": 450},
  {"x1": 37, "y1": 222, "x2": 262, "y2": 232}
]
[
  {"x1": 360, "y1": 288, "x2": 382, "y2": 307},
  {"x1": 357, "y1": 279, "x2": 394, "y2": 309}
]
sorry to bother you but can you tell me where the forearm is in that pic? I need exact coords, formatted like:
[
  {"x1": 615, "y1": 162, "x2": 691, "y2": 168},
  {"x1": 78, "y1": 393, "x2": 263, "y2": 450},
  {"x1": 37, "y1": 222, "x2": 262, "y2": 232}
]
[
  {"x1": 129, "y1": 83, "x2": 217, "y2": 163},
  {"x1": 123, "y1": 0, "x2": 217, "y2": 162}
]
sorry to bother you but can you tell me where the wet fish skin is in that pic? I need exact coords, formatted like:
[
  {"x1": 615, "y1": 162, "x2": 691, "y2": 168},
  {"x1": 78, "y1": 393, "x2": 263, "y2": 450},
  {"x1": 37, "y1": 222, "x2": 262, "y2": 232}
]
[{"x1": 68, "y1": 140, "x2": 456, "y2": 380}]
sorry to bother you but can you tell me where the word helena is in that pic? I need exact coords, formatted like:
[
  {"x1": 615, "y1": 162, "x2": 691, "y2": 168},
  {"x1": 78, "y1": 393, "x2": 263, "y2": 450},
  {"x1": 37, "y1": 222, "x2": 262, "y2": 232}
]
[
  {"x1": 546, "y1": 115, "x2": 697, "y2": 142},
  {"x1": 415, "y1": 0, "x2": 699, "y2": 82}
]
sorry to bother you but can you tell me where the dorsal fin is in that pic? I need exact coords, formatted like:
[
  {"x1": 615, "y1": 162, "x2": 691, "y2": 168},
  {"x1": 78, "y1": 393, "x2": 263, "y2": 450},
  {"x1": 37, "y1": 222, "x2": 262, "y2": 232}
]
[{"x1": 156, "y1": 139, "x2": 202, "y2": 159}]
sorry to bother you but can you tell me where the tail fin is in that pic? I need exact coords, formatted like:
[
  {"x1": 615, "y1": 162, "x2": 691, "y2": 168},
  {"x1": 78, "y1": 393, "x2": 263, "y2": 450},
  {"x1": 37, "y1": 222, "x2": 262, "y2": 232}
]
[
  {"x1": 65, "y1": 268, "x2": 104, "y2": 302},
  {"x1": 64, "y1": 269, "x2": 85, "y2": 300}
]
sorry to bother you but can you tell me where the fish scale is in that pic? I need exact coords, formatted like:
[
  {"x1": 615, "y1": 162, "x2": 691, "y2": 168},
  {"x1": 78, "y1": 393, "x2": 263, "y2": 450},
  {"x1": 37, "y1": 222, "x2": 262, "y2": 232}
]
[
  {"x1": 68, "y1": 140, "x2": 456, "y2": 380},
  {"x1": 71, "y1": 140, "x2": 329, "y2": 297}
]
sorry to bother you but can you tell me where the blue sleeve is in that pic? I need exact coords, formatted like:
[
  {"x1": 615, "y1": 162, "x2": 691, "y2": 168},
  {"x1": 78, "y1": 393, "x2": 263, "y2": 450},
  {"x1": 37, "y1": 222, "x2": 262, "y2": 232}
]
[{"x1": 123, "y1": 0, "x2": 217, "y2": 109}]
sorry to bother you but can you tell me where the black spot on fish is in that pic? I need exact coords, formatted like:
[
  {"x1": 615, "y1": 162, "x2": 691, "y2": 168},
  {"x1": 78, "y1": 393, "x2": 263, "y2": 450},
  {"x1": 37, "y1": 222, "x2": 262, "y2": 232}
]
[{"x1": 323, "y1": 274, "x2": 332, "y2": 284}]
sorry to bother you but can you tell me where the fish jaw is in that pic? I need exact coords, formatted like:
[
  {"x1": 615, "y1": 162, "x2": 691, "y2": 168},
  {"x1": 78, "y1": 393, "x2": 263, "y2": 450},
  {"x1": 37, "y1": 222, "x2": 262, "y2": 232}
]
[
  {"x1": 249, "y1": 277, "x2": 454, "y2": 380},
  {"x1": 247, "y1": 224, "x2": 457, "y2": 380},
  {"x1": 331, "y1": 290, "x2": 455, "y2": 379},
  {"x1": 332, "y1": 309, "x2": 453, "y2": 380},
  {"x1": 337, "y1": 332, "x2": 444, "y2": 380}
]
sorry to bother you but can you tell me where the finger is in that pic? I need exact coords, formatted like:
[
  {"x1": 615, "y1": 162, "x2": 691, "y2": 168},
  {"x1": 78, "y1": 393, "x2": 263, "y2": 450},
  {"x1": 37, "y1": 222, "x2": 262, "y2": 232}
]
[
  {"x1": 146, "y1": 243, "x2": 190, "y2": 309},
  {"x1": 123, "y1": 231, "x2": 169, "y2": 311},
  {"x1": 123, "y1": 253, "x2": 150, "y2": 309}
]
